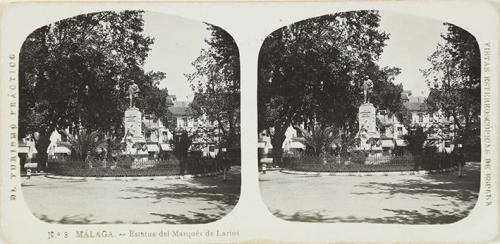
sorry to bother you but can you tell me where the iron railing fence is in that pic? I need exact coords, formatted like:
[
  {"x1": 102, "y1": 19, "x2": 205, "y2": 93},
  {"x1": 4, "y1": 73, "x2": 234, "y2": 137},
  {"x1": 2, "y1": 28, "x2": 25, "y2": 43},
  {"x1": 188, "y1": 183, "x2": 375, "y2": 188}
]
[
  {"x1": 46, "y1": 156, "x2": 226, "y2": 177},
  {"x1": 281, "y1": 153, "x2": 459, "y2": 172}
]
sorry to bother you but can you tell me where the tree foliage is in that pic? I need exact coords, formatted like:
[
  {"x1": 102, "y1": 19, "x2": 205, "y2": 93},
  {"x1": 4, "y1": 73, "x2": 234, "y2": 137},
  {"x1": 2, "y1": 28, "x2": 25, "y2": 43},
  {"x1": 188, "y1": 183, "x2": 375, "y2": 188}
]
[
  {"x1": 171, "y1": 130, "x2": 193, "y2": 159},
  {"x1": 19, "y1": 11, "x2": 167, "y2": 169},
  {"x1": 187, "y1": 24, "x2": 240, "y2": 149},
  {"x1": 60, "y1": 129, "x2": 106, "y2": 164},
  {"x1": 296, "y1": 126, "x2": 338, "y2": 157},
  {"x1": 402, "y1": 126, "x2": 427, "y2": 155},
  {"x1": 422, "y1": 23, "x2": 481, "y2": 149},
  {"x1": 258, "y1": 11, "x2": 404, "y2": 162}
]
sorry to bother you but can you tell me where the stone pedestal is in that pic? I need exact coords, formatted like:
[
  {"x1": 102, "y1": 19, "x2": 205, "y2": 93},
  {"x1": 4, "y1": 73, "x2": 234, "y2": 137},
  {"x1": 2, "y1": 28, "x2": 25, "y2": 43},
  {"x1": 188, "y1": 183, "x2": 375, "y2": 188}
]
[
  {"x1": 357, "y1": 103, "x2": 382, "y2": 151},
  {"x1": 123, "y1": 107, "x2": 147, "y2": 156}
]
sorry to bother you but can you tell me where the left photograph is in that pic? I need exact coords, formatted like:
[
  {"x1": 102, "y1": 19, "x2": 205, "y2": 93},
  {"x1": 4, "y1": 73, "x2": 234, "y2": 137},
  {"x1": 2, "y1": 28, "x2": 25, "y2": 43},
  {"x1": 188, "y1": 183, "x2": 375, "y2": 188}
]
[{"x1": 18, "y1": 10, "x2": 241, "y2": 224}]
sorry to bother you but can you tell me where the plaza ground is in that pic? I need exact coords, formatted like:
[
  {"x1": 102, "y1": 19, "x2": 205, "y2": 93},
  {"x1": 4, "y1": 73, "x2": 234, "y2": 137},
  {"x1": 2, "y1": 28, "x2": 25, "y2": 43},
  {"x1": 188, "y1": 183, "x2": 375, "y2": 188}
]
[
  {"x1": 260, "y1": 162, "x2": 480, "y2": 224},
  {"x1": 21, "y1": 167, "x2": 240, "y2": 224}
]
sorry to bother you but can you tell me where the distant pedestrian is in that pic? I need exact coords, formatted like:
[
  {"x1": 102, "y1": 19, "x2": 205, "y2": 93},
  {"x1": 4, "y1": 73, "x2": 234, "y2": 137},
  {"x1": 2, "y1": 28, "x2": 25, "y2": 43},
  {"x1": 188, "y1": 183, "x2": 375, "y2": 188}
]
[
  {"x1": 26, "y1": 168, "x2": 31, "y2": 180},
  {"x1": 457, "y1": 144, "x2": 465, "y2": 177},
  {"x1": 262, "y1": 163, "x2": 267, "y2": 174},
  {"x1": 221, "y1": 148, "x2": 231, "y2": 182}
]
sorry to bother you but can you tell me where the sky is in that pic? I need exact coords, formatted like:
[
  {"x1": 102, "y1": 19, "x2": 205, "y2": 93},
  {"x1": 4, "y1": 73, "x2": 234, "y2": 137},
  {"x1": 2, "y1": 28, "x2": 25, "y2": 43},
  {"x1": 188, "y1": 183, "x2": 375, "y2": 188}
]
[
  {"x1": 377, "y1": 11, "x2": 448, "y2": 97},
  {"x1": 142, "y1": 11, "x2": 210, "y2": 102}
]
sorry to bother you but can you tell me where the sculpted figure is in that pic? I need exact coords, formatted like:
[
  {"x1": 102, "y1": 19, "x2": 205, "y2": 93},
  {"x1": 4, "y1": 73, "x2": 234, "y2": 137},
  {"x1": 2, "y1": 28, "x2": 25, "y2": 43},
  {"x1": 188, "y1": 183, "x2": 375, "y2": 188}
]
[
  {"x1": 128, "y1": 83, "x2": 140, "y2": 107},
  {"x1": 363, "y1": 78, "x2": 374, "y2": 103}
]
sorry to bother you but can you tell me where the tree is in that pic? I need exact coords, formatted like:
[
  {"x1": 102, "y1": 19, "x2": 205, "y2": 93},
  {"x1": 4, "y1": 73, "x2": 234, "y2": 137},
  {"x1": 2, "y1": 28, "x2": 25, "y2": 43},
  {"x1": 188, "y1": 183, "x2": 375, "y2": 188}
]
[
  {"x1": 187, "y1": 24, "x2": 240, "y2": 151},
  {"x1": 258, "y1": 11, "x2": 403, "y2": 163},
  {"x1": 59, "y1": 129, "x2": 107, "y2": 168},
  {"x1": 19, "y1": 11, "x2": 166, "y2": 170},
  {"x1": 296, "y1": 125, "x2": 338, "y2": 159},
  {"x1": 170, "y1": 130, "x2": 193, "y2": 174},
  {"x1": 403, "y1": 126, "x2": 427, "y2": 155},
  {"x1": 422, "y1": 23, "x2": 481, "y2": 151}
]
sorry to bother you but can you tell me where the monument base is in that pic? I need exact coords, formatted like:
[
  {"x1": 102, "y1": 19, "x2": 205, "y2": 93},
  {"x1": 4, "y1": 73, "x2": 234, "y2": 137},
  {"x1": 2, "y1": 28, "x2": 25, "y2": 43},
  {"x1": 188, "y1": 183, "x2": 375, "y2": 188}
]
[
  {"x1": 122, "y1": 106, "x2": 147, "y2": 155},
  {"x1": 356, "y1": 102, "x2": 382, "y2": 152}
]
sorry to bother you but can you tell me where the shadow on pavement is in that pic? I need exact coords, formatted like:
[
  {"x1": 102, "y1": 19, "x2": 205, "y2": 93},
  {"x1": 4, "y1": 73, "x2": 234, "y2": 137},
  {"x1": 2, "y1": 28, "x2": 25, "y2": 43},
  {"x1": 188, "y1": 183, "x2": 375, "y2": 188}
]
[
  {"x1": 352, "y1": 162, "x2": 480, "y2": 203},
  {"x1": 31, "y1": 168, "x2": 241, "y2": 225},
  {"x1": 149, "y1": 211, "x2": 222, "y2": 224},
  {"x1": 271, "y1": 162, "x2": 480, "y2": 224},
  {"x1": 120, "y1": 168, "x2": 241, "y2": 224},
  {"x1": 36, "y1": 214, "x2": 125, "y2": 224},
  {"x1": 271, "y1": 208, "x2": 468, "y2": 224}
]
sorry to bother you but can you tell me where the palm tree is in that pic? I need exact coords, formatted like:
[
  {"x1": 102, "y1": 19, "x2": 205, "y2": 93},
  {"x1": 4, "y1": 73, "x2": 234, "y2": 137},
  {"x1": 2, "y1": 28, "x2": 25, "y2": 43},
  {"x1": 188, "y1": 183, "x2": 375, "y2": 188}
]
[
  {"x1": 296, "y1": 125, "x2": 338, "y2": 164},
  {"x1": 60, "y1": 129, "x2": 107, "y2": 168}
]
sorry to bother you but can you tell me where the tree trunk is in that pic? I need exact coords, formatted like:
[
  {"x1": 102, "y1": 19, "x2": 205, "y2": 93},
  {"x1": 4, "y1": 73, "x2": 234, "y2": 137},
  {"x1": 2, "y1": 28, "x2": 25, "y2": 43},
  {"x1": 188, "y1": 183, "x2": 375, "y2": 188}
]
[
  {"x1": 270, "y1": 128, "x2": 286, "y2": 165},
  {"x1": 271, "y1": 147, "x2": 284, "y2": 165},
  {"x1": 35, "y1": 133, "x2": 51, "y2": 172}
]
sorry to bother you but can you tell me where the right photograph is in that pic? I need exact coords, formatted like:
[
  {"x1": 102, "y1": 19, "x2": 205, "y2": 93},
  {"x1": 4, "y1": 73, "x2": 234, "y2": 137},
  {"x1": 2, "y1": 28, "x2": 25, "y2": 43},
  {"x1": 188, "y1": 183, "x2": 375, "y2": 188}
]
[{"x1": 257, "y1": 10, "x2": 481, "y2": 224}]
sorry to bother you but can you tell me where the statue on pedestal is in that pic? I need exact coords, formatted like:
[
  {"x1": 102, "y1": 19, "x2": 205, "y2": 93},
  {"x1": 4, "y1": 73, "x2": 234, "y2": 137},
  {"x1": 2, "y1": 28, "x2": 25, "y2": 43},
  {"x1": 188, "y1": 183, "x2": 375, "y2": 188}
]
[
  {"x1": 128, "y1": 83, "x2": 140, "y2": 108},
  {"x1": 363, "y1": 77, "x2": 374, "y2": 104},
  {"x1": 357, "y1": 76, "x2": 381, "y2": 153}
]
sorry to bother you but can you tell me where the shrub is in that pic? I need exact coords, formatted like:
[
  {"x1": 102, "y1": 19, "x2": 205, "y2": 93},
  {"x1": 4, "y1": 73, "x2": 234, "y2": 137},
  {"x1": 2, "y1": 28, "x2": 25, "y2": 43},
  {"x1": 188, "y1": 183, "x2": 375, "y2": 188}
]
[
  {"x1": 45, "y1": 156, "x2": 220, "y2": 177},
  {"x1": 350, "y1": 151, "x2": 367, "y2": 164},
  {"x1": 116, "y1": 155, "x2": 135, "y2": 169},
  {"x1": 282, "y1": 152, "x2": 455, "y2": 172},
  {"x1": 296, "y1": 126, "x2": 338, "y2": 157}
]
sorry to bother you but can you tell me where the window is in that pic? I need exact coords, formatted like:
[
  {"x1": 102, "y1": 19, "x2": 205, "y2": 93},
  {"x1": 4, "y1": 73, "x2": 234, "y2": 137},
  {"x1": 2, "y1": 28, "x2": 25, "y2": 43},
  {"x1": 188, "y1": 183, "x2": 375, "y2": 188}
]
[
  {"x1": 183, "y1": 118, "x2": 188, "y2": 127},
  {"x1": 418, "y1": 113, "x2": 423, "y2": 123},
  {"x1": 380, "y1": 127, "x2": 386, "y2": 136},
  {"x1": 209, "y1": 145, "x2": 215, "y2": 152},
  {"x1": 396, "y1": 127, "x2": 403, "y2": 137},
  {"x1": 429, "y1": 113, "x2": 434, "y2": 122}
]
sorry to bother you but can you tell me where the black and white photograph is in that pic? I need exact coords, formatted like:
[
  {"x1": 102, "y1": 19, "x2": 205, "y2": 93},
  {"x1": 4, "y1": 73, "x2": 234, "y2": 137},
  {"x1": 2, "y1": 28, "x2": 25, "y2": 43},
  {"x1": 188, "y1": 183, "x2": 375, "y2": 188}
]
[
  {"x1": 258, "y1": 10, "x2": 481, "y2": 224},
  {"x1": 1, "y1": 2, "x2": 498, "y2": 243},
  {"x1": 17, "y1": 10, "x2": 241, "y2": 224}
]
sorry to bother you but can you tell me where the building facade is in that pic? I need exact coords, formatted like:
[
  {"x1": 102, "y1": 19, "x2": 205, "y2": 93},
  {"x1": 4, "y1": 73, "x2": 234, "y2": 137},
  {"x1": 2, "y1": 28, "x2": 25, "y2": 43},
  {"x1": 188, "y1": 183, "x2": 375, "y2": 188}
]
[
  {"x1": 168, "y1": 100, "x2": 221, "y2": 158},
  {"x1": 258, "y1": 90, "x2": 457, "y2": 157}
]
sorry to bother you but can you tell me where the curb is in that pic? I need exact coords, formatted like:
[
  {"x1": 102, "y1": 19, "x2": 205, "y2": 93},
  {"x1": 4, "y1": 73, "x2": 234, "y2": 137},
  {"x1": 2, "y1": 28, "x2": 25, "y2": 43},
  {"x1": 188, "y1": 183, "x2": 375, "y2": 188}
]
[
  {"x1": 45, "y1": 172, "x2": 221, "y2": 181},
  {"x1": 280, "y1": 167, "x2": 457, "y2": 176}
]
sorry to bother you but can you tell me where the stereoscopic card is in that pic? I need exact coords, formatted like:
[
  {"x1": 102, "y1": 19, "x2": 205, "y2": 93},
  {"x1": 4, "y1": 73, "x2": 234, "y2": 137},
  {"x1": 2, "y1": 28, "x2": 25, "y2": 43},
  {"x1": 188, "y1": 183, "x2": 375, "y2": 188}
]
[{"x1": 0, "y1": 1, "x2": 498, "y2": 243}]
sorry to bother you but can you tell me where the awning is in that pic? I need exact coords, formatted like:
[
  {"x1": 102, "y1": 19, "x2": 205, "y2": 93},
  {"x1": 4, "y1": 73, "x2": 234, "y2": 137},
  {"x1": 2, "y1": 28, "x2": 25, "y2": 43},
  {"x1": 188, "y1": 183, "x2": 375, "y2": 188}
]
[
  {"x1": 381, "y1": 140, "x2": 394, "y2": 148},
  {"x1": 18, "y1": 146, "x2": 30, "y2": 154},
  {"x1": 395, "y1": 139, "x2": 408, "y2": 147},
  {"x1": 260, "y1": 158, "x2": 273, "y2": 164},
  {"x1": 54, "y1": 146, "x2": 71, "y2": 154},
  {"x1": 24, "y1": 163, "x2": 38, "y2": 169},
  {"x1": 160, "y1": 143, "x2": 172, "y2": 151},
  {"x1": 132, "y1": 136, "x2": 146, "y2": 143},
  {"x1": 258, "y1": 141, "x2": 272, "y2": 149},
  {"x1": 147, "y1": 144, "x2": 160, "y2": 152},
  {"x1": 287, "y1": 141, "x2": 306, "y2": 149}
]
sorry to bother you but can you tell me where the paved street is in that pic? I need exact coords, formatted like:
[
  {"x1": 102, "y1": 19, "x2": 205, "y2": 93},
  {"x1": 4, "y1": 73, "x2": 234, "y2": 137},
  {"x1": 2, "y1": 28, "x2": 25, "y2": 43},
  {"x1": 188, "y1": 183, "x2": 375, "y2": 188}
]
[
  {"x1": 260, "y1": 162, "x2": 480, "y2": 224},
  {"x1": 21, "y1": 167, "x2": 240, "y2": 224}
]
